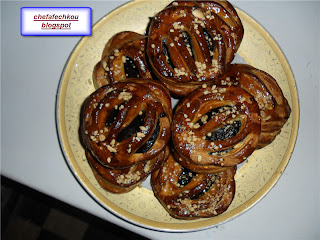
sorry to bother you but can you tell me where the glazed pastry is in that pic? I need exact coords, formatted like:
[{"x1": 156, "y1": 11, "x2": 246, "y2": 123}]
[
  {"x1": 151, "y1": 153, "x2": 236, "y2": 219},
  {"x1": 167, "y1": 0, "x2": 243, "y2": 52},
  {"x1": 172, "y1": 83, "x2": 261, "y2": 173},
  {"x1": 80, "y1": 80, "x2": 172, "y2": 169},
  {"x1": 86, "y1": 147, "x2": 168, "y2": 194},
  {"x1": 147, "y1": 0, "x2": 243, "y2": 97},
  {"x1": 93, "y1": 31, "x2": 153, "y2": 89},
  {"x1": 217, "y1": 64, "x2": 291, "y2": 148}
]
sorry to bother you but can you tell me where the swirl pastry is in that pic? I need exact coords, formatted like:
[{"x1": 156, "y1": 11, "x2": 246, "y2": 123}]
[
  {"x1": 151, "y1": 153, "x2": 236, "y2": 219},
  {"x1": 172, "y1": 84, "x2": 261, "y2": 173},
  {"x1": 147, "y1": 0, "x2": 243, "y2": 97},
  {"x1": 217, "y1": 64, "x2": 291, "y2": 148},
  {"x1": 93, "y1": 31, "x2": 153, "y2": 89},
  {"x1": 167, "y1": 0, "x2": 243, "y2": 52},
  {"x1": 86, "y1": 147, "x2": 168, "y2": 193},
  {"x1": 80, "y1": 80, "x2": 172, "y2": 169}
]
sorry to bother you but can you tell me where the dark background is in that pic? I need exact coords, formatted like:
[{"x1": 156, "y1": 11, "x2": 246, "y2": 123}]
[{"x1": 1, "y1": 176, "x2": 148, "y2": 240}]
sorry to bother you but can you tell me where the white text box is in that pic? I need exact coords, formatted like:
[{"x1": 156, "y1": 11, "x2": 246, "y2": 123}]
[{"x1": 21, "y1": 7, "x2": 92, "y2": 36}]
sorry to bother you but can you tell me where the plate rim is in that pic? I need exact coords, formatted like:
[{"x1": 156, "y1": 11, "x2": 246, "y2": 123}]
[{"x1": 56, "y1": 0, "x2": 300, "y2": 232}]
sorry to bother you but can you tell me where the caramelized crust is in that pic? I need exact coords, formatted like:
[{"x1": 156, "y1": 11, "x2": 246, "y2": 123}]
[
  {"x1": 86, "y1": 147, "x2": 168, "y2": 193},
  {"x1": 93, "y1": 31, "x2": 153, "y2": 89},
  {"x1": 80, "y1": 80, "x2": 172, "y2": 169},
  {"x1": 147, "y1": 1, "x2": 243, "y2": 97},
  {"x1": 168, "y1": 0, "x2": 243, "y2": 53},
  {"x1": 78, "y1": 0, "x2": 292, "y2": 218},
  {"x1": 172, "y1": 84, "x2": 261, "y2": 173},
  {"x1": 217, "y1": 64, "x2": 291, "y2": 148},
  {"x1": 151, "y1": 153, "x2": 236, "y2": 219}
]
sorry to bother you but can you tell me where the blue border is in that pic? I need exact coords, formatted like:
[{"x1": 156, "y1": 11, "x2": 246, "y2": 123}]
[{"x1": 21, "y1": 7, "x2": 92, "y2": 36}]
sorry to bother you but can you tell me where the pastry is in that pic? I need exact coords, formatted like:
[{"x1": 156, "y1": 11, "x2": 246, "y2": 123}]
[
  {"x1": 217, "y1": 64, "x2": 291, "y2": 148},
  {"x1": 146, "y1": 0, "x2": 243, "y2": 97},
  {"x1": 172, "y1": 83, "x2": 261, "y2": 173},
  {"x1": 80, "y1": 80, "x2": 172, "y2": 169},
  {"x1": 86, "y1": 147, "x2": 168, "y2": 193},
  {"x1": 78, "y1": 0, "x2": 291, "y2": 219},
  {"x1": 151, "y1": 153, "x2": 236, "y2": 219},
  {"x1": 167, "y1": 0, "x2": 243, "y2": 52},
  {"x1": 93, "y1": 31, "x2": 153, "y2": 89}
]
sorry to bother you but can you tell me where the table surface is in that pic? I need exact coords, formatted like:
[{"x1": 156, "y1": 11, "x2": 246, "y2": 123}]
[{"x1": 1, "y1": 1, "x2": 319, "y2": 239}]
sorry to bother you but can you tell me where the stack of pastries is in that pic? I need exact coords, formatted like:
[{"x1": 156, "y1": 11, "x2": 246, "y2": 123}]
[{"x1": 80, "y1": 0, "x2": 291, "y2": 219}]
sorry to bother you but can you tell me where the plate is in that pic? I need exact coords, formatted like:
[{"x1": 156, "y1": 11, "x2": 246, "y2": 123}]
[{"x1": 56, "y1": 0, "x2": 299, "y2": 232}]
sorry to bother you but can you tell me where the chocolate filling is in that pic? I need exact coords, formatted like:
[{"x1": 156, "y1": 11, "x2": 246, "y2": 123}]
[
  {"x1": 136, "y1": 118, "x2": 160, "y2": 153},
  {"x1": 203, "y1": 28, "x2": 215, "y2": 59},
  {"x1": 190, "y1": 175, "x2": 216, "y2": 200},
  {"x1": 160, "y1": 112, "x2": 166, "y2": 118},
  {"x1": 178, "y1": 168, "x2": 197, "y2": 187},
  {"x1": 105, "y1": 107, "x2": 121, "y2": 127},
  {"x1": 124, "y1": 56, "x2": 141, "y2": 78},
  {"x1": 181, "y1": 31, "x2": 195, "y2": 58},
  {"x1": 162, "y1": 39, "x2": 175, "y2": 72},
  {"x1": 116, "y1": 111, "x2": 146, "y2": 142},
  {"x1": 206, "y1": 120, "x2": 241, "y2": 141},
  {"x1": 196, "y1": 106, "x2": 232, "y2": 127}
]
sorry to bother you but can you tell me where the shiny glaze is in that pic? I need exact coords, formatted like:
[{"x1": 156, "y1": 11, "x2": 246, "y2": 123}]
[
  {"x1": 218, "y1": 64, "x2": 291, "y2": 148},
  {"x1": 93, "y1": 31, "x2": 153, "y2": 89},
  {"x1": 151, "y1": 154, "x2": 236, "y2": 219},
  {"x1": 147, "y1": 1, "x2": 243, "y2": 97},
  {"x1": 172, "y1": 84, "x2": 261, "y2": 173},
  {"x1": 168, "y1": 0, "x2": 243, "y2": 52},
  {"x1": 86, "y1": 148, "x2": 168, "y2": 193},
  {"x1": 80, "y1": 80, "x2": 172, "y2": 169}
]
